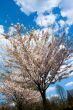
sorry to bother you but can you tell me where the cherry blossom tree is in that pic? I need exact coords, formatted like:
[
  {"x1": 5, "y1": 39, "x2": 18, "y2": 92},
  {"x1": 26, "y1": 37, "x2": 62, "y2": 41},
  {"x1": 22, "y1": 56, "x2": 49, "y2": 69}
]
[{"x1": 0, "y1": 23, "x2": 73, "y2": 110}]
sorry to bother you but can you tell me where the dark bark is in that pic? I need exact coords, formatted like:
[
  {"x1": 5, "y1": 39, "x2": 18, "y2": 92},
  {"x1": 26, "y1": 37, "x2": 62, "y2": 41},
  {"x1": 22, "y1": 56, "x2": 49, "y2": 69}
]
[
  {"x1": 40, "y1": 90, "x2": 51, "y2": 110},
  {"x1": 16, "y1": 102, "x2": 23, "y2": 110},
  {"x1": 40, "y1": 90, "x2": 47, "y2": 110}
]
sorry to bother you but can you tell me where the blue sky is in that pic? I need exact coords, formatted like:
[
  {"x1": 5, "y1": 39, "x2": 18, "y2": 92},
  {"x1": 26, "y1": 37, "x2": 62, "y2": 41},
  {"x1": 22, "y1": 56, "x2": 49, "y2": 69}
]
[
  {"x1": 0, "y1": 0, "x2": 73, "y2": 98},
  {"x1": 0, "y1": 0, "x2": 73, "y2": 33},
  {"x1": 0, "y1": 0, "x2": 38, "y2": 32}
]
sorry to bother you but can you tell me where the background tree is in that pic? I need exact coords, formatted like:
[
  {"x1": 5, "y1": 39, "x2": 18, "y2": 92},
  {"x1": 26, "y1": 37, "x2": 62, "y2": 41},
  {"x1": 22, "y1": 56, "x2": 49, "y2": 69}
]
[
  {"x1": 56, "y1": 85, "x2": 67, "y2": 104},
  {"x1": 0, "y1": 24, "x2": 73, "y2": 110},
  {"x1": 0, "y1": 72, "x2": 41, "y2": 110}
]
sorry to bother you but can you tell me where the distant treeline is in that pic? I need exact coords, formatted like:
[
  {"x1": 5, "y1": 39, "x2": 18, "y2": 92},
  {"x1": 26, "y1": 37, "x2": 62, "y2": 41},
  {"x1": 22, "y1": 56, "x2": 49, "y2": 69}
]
[{"x1": 0, "y1": 94, "x2": 73, "y2": 110}]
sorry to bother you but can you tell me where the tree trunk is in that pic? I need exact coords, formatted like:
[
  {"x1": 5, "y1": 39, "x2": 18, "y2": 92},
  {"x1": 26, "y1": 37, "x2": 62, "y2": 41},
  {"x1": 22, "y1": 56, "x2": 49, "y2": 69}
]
[
  {"x1": 16, "y1": 102, "x2": 23, "y2": 110},
  {"x1": 41, "y1": 90, "x2": 47, "y2": 110},
  {"x1": 41, "y1": 90, "x2": 51, "y2": 110}
]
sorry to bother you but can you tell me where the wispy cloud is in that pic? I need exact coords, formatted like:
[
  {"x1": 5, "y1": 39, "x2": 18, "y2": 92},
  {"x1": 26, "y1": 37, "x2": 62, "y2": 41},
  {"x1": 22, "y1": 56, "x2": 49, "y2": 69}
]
[
  {"x1": 46, "y1": 87, "x2": 56, "y2": 93},
  {"x1": 69, "y1": 72, "x2": 73, "y2": 76},
  {"x1": 65, "y1": 82, "x2": 73, "y2": 87},
  {"x1": 60, "y1": 0, "x2": 73, "y2": 24}
]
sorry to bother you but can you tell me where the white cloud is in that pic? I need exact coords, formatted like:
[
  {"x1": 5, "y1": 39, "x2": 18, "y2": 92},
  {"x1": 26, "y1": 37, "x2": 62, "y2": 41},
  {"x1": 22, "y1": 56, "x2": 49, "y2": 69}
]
[
  {"x1": 46, "y1": 87, "x2": 56, "y2": 93},
  {"x1": 14, "y1": 0, "x2": 73, "y2": 26},
  {"x1": 14, "y1": 0, "x2": 60, "y2": 27},
  {"x1": 60, "y1": 0, "x2": 73, "y2": 24},
  {"x1": 59, "y1": 20, "x2": 65, "y2": 27},
  {"x1": 47, "y1": 94, "x2": 59, "y2": 99},
  {"x1": 65, "y1": 82, "x2": 73, "y2": 87},
  {"x1": 14, "y1": 0, "x2": 60, "y2": 15},
  {"x1": 36, "y1": 13, "x2": 56, "y2": 27},
  {"x1": 69, "y1": 72, "x2": 73, "y2": 76},
  {"x1": 0, "y1": 25, "x2": 4, "y2": 34}
]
